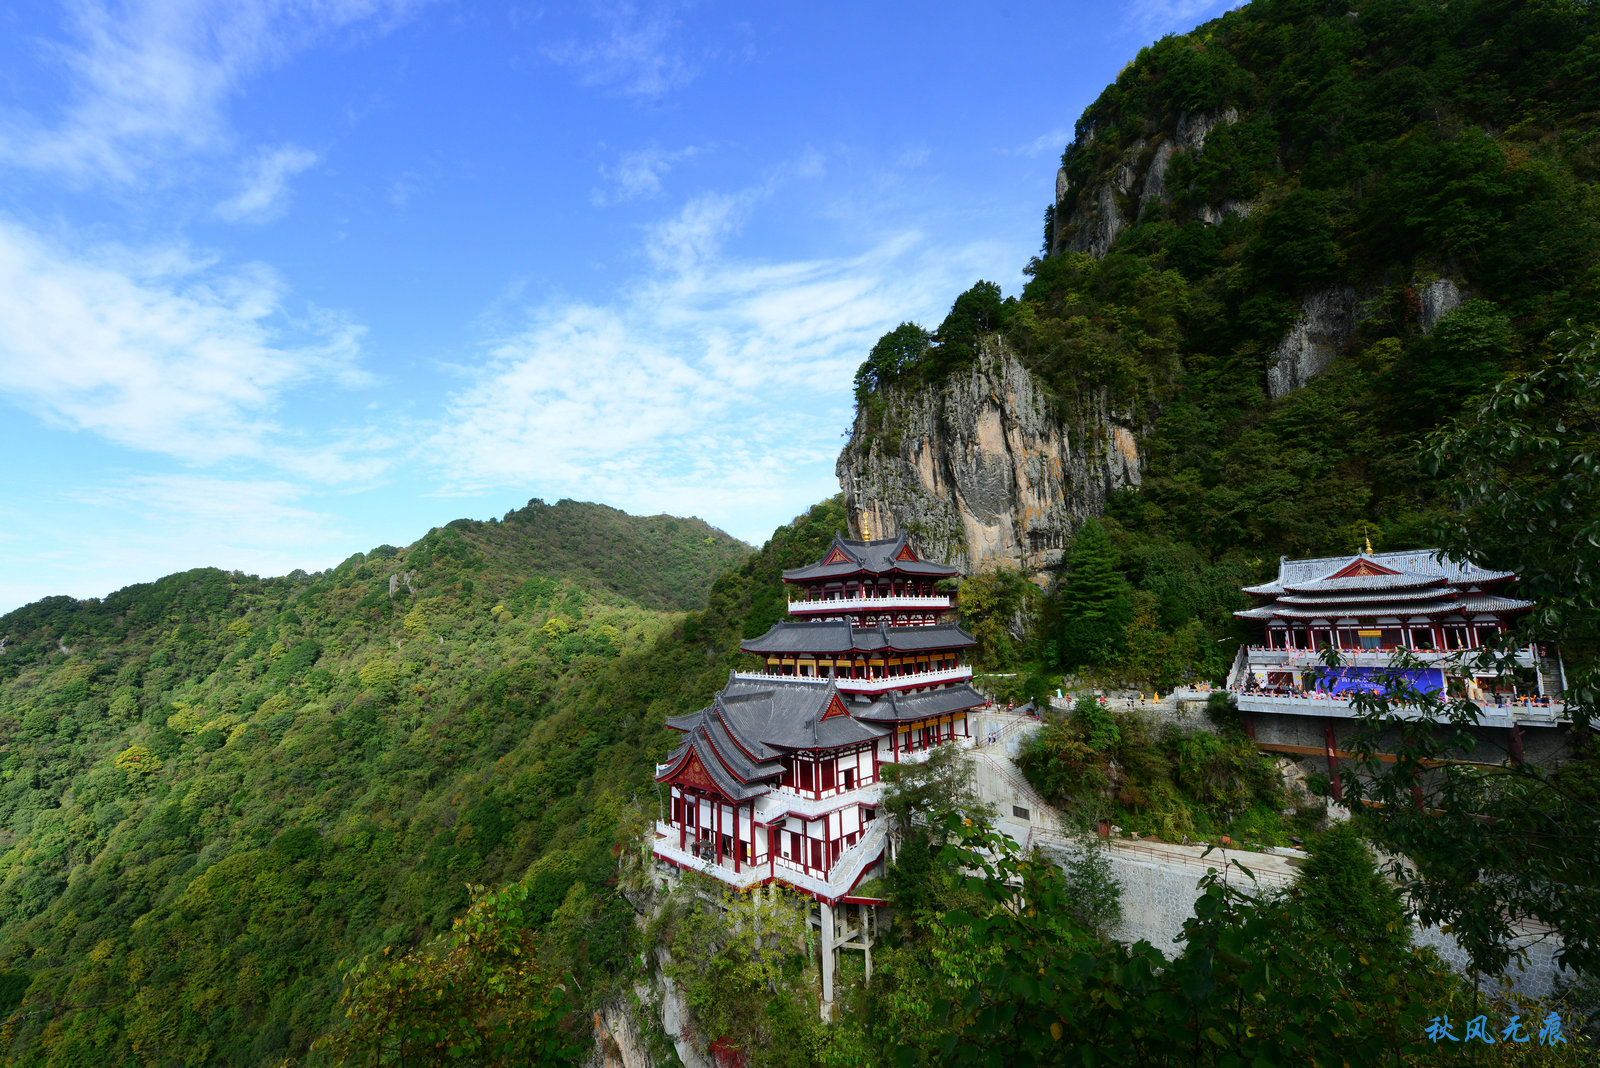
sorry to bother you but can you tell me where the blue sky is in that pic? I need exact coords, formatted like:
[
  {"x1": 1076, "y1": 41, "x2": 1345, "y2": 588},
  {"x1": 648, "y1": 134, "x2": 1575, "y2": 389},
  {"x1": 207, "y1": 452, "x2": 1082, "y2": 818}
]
[{"x1": 0, "y1": 0, "x2": 1234, "y2": 613}]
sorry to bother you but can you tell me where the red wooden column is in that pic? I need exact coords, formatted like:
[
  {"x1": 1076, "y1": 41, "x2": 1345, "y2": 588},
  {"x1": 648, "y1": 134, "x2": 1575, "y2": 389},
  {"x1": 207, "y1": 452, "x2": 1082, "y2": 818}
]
[
  {"x1": 715, "y1": 800, "x2": 723, "y2": 865},
  {"x1": 1509, "y1": 723, "x2": 1526, "y2": 764},
  {"x1": 679, "y1": 790, "x2": 687, "y2": 851},
  {"x1": 1324, "y1": 722, "x2": 1343, "y2": 804},
  {"x1": 733, "y1": 804, "x2": 741, "y2": 873}
]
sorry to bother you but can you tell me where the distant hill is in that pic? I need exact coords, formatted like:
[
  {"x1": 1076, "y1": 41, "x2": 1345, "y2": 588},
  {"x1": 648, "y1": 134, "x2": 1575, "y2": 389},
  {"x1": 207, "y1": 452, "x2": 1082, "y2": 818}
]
[
  {"x1": 0, "y1": 497, "x2": 775, "y2": 1065},
  {"x1": 484, "y1": 498, "x2": 752, "y2": 612}
]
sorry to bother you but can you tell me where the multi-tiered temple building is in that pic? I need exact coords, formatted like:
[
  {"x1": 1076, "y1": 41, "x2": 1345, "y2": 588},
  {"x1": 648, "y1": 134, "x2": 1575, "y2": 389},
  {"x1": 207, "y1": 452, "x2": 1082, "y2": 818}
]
[
  {"x1": 651, "y1": 533, "x2": 982, "y2": 908},
  {"x1": 1227, "y1": 549, "x2": 1566, "y2": 788}
]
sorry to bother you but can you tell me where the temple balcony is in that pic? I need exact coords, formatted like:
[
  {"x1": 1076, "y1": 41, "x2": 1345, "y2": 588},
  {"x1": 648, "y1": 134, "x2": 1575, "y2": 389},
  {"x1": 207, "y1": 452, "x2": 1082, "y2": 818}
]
[
  {"x1": 1239, "y1": 646, "x2": 1539, "y2": 670},
  {"x1": 754, "y1": 783, "x2": 884, "y2": 822},
  {"x1": 1228, "y1": 689, "x2": 1565, "y2": 728},
  {"x1": 653, "y1": 818, "x2": 888, "y2": 902},
  {"x1": 786, "y1": 593, "x2": 952, "y2": 616},
  {"x1": 732, "y1": 665, "x2": 974, "y2": 693}
]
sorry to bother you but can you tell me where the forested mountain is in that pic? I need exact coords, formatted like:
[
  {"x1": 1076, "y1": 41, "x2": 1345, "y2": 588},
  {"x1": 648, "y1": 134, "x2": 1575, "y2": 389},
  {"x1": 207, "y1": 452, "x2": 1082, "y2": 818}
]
[
  {"x1": 0, "y1": 499, "x2": 766, "y2": 1063},
  {"x1": 4, "y1": 0, "x2": 1600, "y2": 1065},
  {"x1": 850, "y1": 0, "x2": 1599, "y2": 690}
]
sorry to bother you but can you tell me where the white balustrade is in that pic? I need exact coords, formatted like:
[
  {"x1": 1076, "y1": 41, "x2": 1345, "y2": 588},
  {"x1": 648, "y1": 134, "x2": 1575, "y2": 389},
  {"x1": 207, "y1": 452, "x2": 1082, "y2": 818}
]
[
  {"x1": 787, "y1": 594, "x2": 952, "y2": 615},
  {"x1": 734, "y1": 665, "x2": 973, "y2": 693}
]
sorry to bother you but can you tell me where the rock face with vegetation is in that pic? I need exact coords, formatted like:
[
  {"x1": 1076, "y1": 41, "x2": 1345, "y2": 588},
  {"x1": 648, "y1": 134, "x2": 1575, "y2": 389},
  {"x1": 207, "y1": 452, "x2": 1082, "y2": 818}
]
[
  {"x1": 837, "y1": 336, "x2": 1140, "y2": 573},
  {"x1": 846, "y1": 0, "x2": 1600, "y2": 602}
]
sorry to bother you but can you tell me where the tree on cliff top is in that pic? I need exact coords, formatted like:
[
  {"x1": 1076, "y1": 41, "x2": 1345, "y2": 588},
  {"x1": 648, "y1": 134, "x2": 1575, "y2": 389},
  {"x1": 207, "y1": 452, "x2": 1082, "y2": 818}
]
[{"x1": 853, "y1": 322, "x2": 931, "y2": 401}]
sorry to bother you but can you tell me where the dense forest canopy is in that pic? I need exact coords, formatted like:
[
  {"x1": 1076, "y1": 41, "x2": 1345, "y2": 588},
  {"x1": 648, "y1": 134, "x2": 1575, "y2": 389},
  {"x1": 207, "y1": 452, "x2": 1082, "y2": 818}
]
[{"x1": 0, "y1": 499, "x2": 762, "y2": 1063}]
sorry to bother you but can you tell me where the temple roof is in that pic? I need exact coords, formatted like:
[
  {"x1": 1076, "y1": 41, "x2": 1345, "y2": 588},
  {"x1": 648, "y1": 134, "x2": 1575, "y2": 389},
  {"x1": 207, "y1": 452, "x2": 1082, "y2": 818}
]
[
  {"x1": 782, "y1": 532, "x2": 959, "y2": 582},
  {"x1": 660, "y1": 675, "x2": 889, "y2": 794},
  {"x1": 656, "y1": 723, "x2": 779, "y2": 800},
  {"x1": 741, "y1": 619, "x2": 976, "y2": 655},
  {"x1": 1243, "y1": 549, "x2": 1516, "y2": 597},
  {"x1": 1238, "y1": 592, "x2": 1533, "y2": 621},
  {"x1": 852, "y1": 683, "x2": 987, "y2": 723}
]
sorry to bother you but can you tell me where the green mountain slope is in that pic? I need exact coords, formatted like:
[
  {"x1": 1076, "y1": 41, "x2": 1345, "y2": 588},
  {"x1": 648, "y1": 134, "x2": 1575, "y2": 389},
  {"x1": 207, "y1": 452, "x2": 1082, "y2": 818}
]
[
  {"x1": 0, "y1": 500, "x2": 772, "y2": 1065},
  {"x1": 1043, "y1": 0, "x2": 1599, "y2": 558},
  {"x1": 852, "y1": 0, "x2": 1599, "y2": 687}
]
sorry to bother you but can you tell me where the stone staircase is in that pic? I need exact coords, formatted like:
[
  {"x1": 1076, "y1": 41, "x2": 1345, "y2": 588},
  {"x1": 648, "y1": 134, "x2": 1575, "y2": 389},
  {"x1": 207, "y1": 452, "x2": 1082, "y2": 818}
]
[{"x1": 1538, "y1": 654, "x2": 1567, "y2": 699}]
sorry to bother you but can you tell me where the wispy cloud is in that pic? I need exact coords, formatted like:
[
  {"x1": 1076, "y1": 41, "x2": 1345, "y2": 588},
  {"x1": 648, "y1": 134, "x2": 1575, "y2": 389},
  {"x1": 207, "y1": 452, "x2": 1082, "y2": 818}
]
[
  {"x1": 430, "y1": 180, "x2": 1009, "y2": 542},
  {"x1": 1123, "y1": 0, "x2": 1238, "y2": 39},
  {"x1": 544, "y1": 2, "x2": 697, "y2": 100},
  {"x1": 1011, "y1": 128, "x2": 1072, "y2": 158},
  {"x1": 0, "y1": 218, "x2": 369, "y2": 466},
  {"x1": 593, "y1": 144, "x2": 699, "y2": 205},
  {"x1": 0, "y1": 0, "x2": 421, "y2": 184},
  {"x1": 214, "y1": 144, "x2": 319, "y2": 222},
  {"x1": 0, "y1": 475, "x2": 354, "y2": 610}
]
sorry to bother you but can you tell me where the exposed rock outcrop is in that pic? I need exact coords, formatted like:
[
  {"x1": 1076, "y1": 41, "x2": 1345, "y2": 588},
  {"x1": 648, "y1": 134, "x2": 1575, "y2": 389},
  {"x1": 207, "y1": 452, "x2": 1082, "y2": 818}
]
[
  {"x1": 1266, "y1": 284, "x2": 1362, "y2": 399},
  {"x1": 1417, "y1": 276, "x2": 1464, "y2": 333},
  {"x1": 837, "y1": 338, "x2": 1140, "y2": 574},
  {"x1": 1052, "y1": 107, "x2": 1241, "y2": 257},
  {"x1": 1265, "y1": 274, "x2": 1467, "y2": 398}
]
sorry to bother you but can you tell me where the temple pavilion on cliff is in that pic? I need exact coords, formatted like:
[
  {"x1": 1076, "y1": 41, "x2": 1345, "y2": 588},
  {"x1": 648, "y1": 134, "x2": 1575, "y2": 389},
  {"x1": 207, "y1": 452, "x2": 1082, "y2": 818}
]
[
  {"x1": 1227, "y1": 549, "x2": 1567, "y2": 786},
  {"x1": 651, "y1": 533, "x2": 984, "y2": 999}
]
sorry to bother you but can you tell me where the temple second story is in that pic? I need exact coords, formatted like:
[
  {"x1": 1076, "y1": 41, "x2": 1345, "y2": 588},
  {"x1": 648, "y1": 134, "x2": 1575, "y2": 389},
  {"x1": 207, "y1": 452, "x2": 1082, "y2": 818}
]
[{"x1": 781, "y1": 532, "x2": 957, "y2": 625}]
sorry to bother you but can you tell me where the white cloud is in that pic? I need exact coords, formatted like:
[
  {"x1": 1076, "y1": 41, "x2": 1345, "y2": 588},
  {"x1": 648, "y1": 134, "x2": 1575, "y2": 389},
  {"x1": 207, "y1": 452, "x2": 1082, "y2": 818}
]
[
  {"x1": 0, "y1": 217, "x2": 369, "y2": 465},
  {"x1": 544, "y1": 2, "x2": 696, "y2": 100},
  {"x1": 0, "y1": 475, "x2": 353, "y2": 611},
  {"x1": 1013, "y1": 128, "x2": 1072, "y2": 158},
  {"x1": 0, "y1": 0, "x2": 421, "y2": 184},
  {"x1": 214, "y1": 144, "x2": 319, "y2": 222},
  {"x1": 1124, "y1": 0, "x2": 1238, "y2": 38},
  {"x1": 593, "y1": 144, "x2": 699, "y2": 205},
  {"x1": 430, "y1": 183, "x2": 1009, "y2": 543}
]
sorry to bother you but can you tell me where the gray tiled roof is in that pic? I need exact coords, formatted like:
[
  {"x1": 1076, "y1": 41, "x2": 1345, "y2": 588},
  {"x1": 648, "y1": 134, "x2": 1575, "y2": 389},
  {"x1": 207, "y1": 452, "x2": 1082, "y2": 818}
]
[
  {"x1": 1243, "y1": 549, "x2": 1515, "y2": 596},
  {"x1": 1237, "y1": 593, "x2": 1532, "y2": 620},
  {"x1": 782, "y1": 533, "x2": 960, "y2": 582},
  {"x1": 740, "y1": 620, "x2": 976, "y2": 655},
  {"x1": 661, "y1": 674, "x2": 890, "y2": 795},
  {"x1": 853, "y1": 683, "x2": 987, "y2": 723},
  {"x1": 658, "y1": 725, "x2": 776, "y2": 800}
]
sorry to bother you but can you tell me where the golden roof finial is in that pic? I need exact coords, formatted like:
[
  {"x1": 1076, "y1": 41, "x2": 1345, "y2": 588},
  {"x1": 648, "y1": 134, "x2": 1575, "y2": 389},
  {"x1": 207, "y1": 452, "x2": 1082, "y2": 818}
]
[{"x1": 1364, "y1": 535, "x2": 1373, "y2": 555}]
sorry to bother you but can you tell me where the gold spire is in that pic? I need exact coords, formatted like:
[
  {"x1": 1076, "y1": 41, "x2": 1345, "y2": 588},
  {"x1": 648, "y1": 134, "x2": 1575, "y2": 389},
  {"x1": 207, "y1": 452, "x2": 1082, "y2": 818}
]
[{"x1": 1364, "y1": 535, "x2": 1373, "y2": 555}]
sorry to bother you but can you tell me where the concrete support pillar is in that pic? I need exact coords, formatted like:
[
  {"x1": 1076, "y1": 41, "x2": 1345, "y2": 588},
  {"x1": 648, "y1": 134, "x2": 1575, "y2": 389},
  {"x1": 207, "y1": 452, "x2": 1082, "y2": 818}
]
[
  {"x1": 1509, "y1": 723, "x2": 1526, "y2": 764},
  {"x1": 860, "y1": 903, "x2": 872, "y2": 985},
  {"x1": 819, "y1": 901, "x2": 835, "y2": 1007},
  {"x1": 1324, "y1": 722, "x2": 1343, "y2": 804}
]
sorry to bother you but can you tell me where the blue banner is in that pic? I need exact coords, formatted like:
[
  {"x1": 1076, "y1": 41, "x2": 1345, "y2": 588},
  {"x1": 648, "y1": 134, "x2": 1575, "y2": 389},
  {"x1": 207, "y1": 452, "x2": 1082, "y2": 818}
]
[{"x1": 1313, "y1": 667, "x2": 1445, "y2": 697}]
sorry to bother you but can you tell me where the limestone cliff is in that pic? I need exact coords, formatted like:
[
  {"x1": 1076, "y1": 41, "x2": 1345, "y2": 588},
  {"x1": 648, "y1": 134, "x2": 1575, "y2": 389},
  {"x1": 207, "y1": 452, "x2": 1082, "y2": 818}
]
[
  {"x1": 836, "y1": 338, "x2": 1140, "y2": 574},
  {"x1": 1051, "y1": 107, "x2": 1242, "y2": 258}
]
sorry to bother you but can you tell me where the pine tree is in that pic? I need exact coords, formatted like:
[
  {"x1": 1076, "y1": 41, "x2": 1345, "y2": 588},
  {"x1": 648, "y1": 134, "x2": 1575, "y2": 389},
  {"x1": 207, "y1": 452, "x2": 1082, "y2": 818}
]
[
  {"x1": 1057, "y1": 520, "x2": 1134, "y2": 670},
  {"x1": 1296, "y1": 822, "x2": 1409, "y2": 949}
]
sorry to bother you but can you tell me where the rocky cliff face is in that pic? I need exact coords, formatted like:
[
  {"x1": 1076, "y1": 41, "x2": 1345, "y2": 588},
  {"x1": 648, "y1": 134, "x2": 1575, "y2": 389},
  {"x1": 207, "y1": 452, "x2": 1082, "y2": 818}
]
[
  {"x1": 837, "y1": 338, "x2": 1140, "y2": 574},
  {"x1": 1266, "y1": 275, "x2": 1466, "y2": 399},
  {"x1": 1051, "y1": 108, "x2": 1241, "y2": 258}
]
